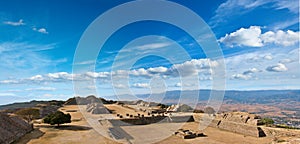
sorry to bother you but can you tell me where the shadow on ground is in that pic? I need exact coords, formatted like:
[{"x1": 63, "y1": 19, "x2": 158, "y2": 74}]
[{"x1": 36, "y1": 125, "x2": 92, "y2": 131}]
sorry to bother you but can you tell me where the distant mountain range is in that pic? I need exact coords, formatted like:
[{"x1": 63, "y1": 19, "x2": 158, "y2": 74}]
[
  {"x1": 126, "y1": 89, "x2": 300, "y2": 105},
  {"x1": 1, "y1": 90, "x2": 299, "y2": 110}
]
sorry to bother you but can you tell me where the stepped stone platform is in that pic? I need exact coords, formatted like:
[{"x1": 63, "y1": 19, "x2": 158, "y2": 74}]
[
  {"x1": 194, "y1": 112, "x2": 266, "y2": 137},
  {"x1": 0, "y1": 113, "x2": 33, "y2": 144}
]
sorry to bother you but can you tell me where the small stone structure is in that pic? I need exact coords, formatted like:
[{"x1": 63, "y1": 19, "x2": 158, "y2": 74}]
[
  {"x1": 0, "y1": 113, "x2": 33, "y2": 144},
  {"x1": 86, "y1": 103, "x2": 109, "y2": 114},
  {"x1": 174, "y1": 129, "x2": 205, "y2": 139},
  {"x1": 36, "y1": 104, "x2": 60, "y2": 118},
  {"x1": 194, "y1": 112, "x2": 266, "y2": 137}
]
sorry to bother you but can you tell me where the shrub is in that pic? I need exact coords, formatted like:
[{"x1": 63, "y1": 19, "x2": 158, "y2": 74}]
[
  {"x1": 193, "y1": 109, "x2": 204, "y2": 113},
  {"x1": 43, "y1": 111, "x2": 71, "y2": 127}
]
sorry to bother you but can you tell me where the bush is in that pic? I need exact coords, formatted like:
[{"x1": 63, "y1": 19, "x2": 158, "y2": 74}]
[
  {"x1": 43, "y1": 111, "x2": 71, "y2": 127},
  {"x1": 193, "y1": 109, "x2": 204, "y2": 113},
  {"x1": 158, "y1": 103, "x2": 168, "y2": 109}
]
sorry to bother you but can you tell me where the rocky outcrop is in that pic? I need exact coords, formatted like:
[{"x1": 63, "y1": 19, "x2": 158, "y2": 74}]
[
  {"x1": 194, "y1": 112, "x2": 266, "y2": 137},
  {"x1": 0, "y1": 113, "x2": 33, "y2": 144}
]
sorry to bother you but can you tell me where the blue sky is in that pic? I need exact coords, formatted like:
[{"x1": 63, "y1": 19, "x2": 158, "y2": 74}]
[{"x1": 0, "y1": 0, "x2": 299, "y2": 105}]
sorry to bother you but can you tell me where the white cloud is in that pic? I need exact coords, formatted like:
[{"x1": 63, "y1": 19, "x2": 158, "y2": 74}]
[
  {"x1": 263, "y1": 55, "x2": 273, "y2": 60},
  {"x1": 3, "y1": 19, "x2": 25, "y2": 26},
  {"x1": 132, "y1": 83, "x2": 149, "y2": 88},
  {"x1": 231, "y1": 73, "x2": 251, "y2": 80},
  {"x1": 273, "y1": 0, "x2": 299, "y2": 13},
  {"x1": 0, "y1": 80, "x2": 19, "y2": 84},
  {"x1": 147, "y1": 66, "x2": 168, "y2": 73},
  {"x1": 220, "y1": 26, "x2": 299, "y2": 47},
  {"x1": 175, "y1": 83, "x2": 182, "y2": 87},
  {"x1": 232, "y1": 68, "x2": 260, "y2": 80},
  {"x1": 25, "y1": 87, "x2": 56, "y2": 91},
  {"x1": 168, "y1": 59, "x2": 218, "y2": 77},
  {"x1": 279, "y1": 58, "x2": 293, "y2": 63},
  {"x1": 0, "y1": 58, "x2": 218, "y2": 85},
  {"x1": 210, "y1": 0, "x2": 299, "y2": 26},
  {"x1": 0, "y1": 42, "x2": 64, "y2": 76},
  {"x1": 33, "y1": 27, "x2": 48, "y2": 34},
  {"x1": 261, "y1": 30, "x2": 299, "y2": 46},
  {"x1": 243, "y1": 68, "x2": 261, "y2": 75},
  {"x1": 113, "y1": 84, "x2": 127, "y2": 89},
  {"x1": 266, "y1": 63, "x2": 288, "y2": 72},
  {"x1": 85, "y1": 72, "x2": 110, "y2": 78},
  {"x1": 0, "y1": 93, "x2": 16, "y2": 96},
  {"x1": 219, "y1": 26, "x2": 263, "y2": 47},
  {"x1": 136, "y1": 42, "x2": 171, "y2": 50}
]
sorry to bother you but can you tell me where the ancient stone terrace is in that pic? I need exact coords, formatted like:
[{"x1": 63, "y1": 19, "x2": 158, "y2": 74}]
[
  {"x1": 194, "y1": 112, "x2": 266, "y2": 137},
  {"x1": 0, "y1": 113, "x2": 33, "y2": 144}
]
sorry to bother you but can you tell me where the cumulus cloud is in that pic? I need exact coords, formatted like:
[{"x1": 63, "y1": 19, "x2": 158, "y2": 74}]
[
  {"x1": 0, "y1": 58, "x2": 218, "y2": 84},
  {"x1": 266, "y1": 63, "x2": 288, "y2": 72},
  {"x1": 33, "y1": 27, "x2": 48, "y2": 34},
  {"x1": 219, "y1": 26, "x2": 263, "y2": 47},
  {"x1": 130, "y1": 59, "x2": 217, "y2": 78},
  {"x1": 263, "y1": 55, "x2": 273, "y2": 60},
  {"x1": 132, "y1": 83, "x2": 149, "y2": 88},
  {"x1": 167, "y1": 59, "x2": 218, "y2": 77},
  {"x1": 231, "y1": 74, "x2": 251, "y2": 80},
  {"x1": 219, "y1": 26, "x2": 299, "y2": 47},
  {"x1": 3, "y1": 19, "x2": 25, "y2": 26},
  {"x1": 261, "y1": 30, "x2": 299, "y2": 46},
  {"x1": 243, "y1": 68, "x2": 261, "y2": 75},
  {"x1": 232, "y1": 68, "x2": 260, "y2": 80}
]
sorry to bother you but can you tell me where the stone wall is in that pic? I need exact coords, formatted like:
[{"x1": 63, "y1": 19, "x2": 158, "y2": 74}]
[
  {"x1": 0, "y1": 113, "x2": 33, "y2": 144},
  {"x1": 111, "y1": 115, "x2": 194, "y2": 125},
  {"x1": 193, "y1": 112, "x2": 266, "y2": 137}
]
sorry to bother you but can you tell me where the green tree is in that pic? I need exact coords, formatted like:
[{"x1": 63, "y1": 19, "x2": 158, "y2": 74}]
[
  {"x1": 15, "y1": 108, "x2": 40, "y2": 123},
  {"x1": 43, "y1": 111, "x2": 71, "y2": 127}
]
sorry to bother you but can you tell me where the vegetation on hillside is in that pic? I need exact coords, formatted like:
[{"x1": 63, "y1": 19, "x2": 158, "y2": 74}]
[{"x1": 258, "y1": 118, "x2": 274, "y2": 126}]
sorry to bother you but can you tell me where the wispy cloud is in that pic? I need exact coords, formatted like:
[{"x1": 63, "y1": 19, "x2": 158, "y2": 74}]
[
  {"x1": 0, "y1": 42, "x2": 66, "y2": 74},
  {"x1": 25, "y1": 87, "x2": 56, "y2": 91},
  {"x1": 0, "y1": 93, "x2": 16, "y2": 96},
  {"x1": 136, "y1": 42, "x2": 171, "y2": 50},
  {"x1": 210, "y1": 0, "x2": 299, "y2": 27},
  {"x1": 3, "y1": 19, "x2": 25, "y2": 26}
]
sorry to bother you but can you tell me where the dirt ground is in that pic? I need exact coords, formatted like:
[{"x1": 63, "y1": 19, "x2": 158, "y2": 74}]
[{"x1": 15, "y1": 105, "x2": 300, "y2": 144}]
